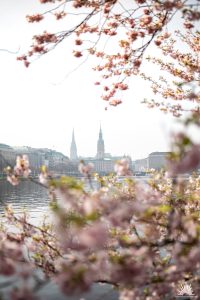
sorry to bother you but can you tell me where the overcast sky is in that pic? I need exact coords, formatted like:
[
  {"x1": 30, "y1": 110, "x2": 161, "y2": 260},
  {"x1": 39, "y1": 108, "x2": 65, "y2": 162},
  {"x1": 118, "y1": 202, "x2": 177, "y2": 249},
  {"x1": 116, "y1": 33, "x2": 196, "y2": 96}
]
[{"x1": 0, "y1": 0, "x2": 180, "y2": 160}]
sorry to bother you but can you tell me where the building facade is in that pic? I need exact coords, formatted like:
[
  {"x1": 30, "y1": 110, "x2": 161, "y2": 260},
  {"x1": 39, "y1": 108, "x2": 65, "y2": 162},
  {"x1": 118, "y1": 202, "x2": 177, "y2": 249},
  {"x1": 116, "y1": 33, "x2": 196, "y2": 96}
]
[
  {"x1": 69, "y1": 127, "x2": 132, "y2": 175},
  {"x1": 0, "y1": 144, "x2": 71, "y2": 176},
  {"x1": 133, "y1": 152, "x2": 170, "y2": 172},
  {"x1": 147, "y1": 152, "x2": 170, "y2": 170},
  {"x1": 133, "y1": 158, "x2": 148, "y2": 173}
]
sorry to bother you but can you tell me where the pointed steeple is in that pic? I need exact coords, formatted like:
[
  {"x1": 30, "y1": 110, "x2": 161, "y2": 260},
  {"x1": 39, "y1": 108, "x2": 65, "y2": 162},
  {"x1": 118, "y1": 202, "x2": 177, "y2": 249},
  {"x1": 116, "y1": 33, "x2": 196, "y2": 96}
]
[
  {"x1": 99, "y1": 124, "x2": 102, "y2": 139},
  {"x1": 96, "y1": 124, "x2": 105, "y2": 159},
  {"x1": 70, "y1": 129, "x2": 78, "y2": 160},
  {"x1": 72, "y1": 129, "x2": 75, "y2": 143}
]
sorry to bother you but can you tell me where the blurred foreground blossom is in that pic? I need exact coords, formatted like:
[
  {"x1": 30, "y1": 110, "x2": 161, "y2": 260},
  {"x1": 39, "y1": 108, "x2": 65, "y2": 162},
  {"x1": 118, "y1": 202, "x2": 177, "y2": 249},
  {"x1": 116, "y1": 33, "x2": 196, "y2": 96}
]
[
  {"x1": 78, "y1": 222, "x2": 108, "y2": 249},
  {"x1": 10, "y1": 287, "x2": 38, "y2": 300},
  {"x1": 15, "y1": 155, "x2": 31, "y2": 177},
  {"x1": 6, "y1": 155, "x2": 31, "y2": 186},
  {"x1": 38, "y1": 165, "x2": 49, "y2": 185},
  {"x1": 119, "y1": 289, "x2": 136, "y2": 300},
  {"x1": 3, "y1": 112, "x2": 200, "y2": 299},
  {"x1": 114, "y1": 158, "x2": 132, "y2": 176},
  {"x1": 78, "y1": 161, "x2": 94, "y2": 176},
  {"x1": 6, "y1": 172, "x2": 19, "y2": 186},
  {"x1": 168, "y1": 144, "x2": 200, "y2": 175},
  {"x1": 55, "y1": 260, "x2": 94, "y2": 294}
]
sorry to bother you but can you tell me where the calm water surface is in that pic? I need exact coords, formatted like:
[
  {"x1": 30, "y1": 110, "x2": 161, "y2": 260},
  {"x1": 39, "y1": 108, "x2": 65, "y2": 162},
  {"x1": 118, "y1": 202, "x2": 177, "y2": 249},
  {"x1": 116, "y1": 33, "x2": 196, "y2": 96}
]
[
  {"x1": 0, "y1": 176, "x2": 149, "y2": 217},
  {"x1": 0, "y1": 179, "x2": 50, "y2": 220}
]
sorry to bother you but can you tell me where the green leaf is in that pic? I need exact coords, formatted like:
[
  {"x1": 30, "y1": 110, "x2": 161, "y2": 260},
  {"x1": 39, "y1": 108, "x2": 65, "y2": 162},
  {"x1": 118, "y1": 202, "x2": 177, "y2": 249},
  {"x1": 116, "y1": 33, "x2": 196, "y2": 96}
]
[
  {"x1": 156, "y1": 205, "x2": 171, "y2": 213},
  {"x1": 49, "y1": 176, "x2": 83, "y2": 191}
]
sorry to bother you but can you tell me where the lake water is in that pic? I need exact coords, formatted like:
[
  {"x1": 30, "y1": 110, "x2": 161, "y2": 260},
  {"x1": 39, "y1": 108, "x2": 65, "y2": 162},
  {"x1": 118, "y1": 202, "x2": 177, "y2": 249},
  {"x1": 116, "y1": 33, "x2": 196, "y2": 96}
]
[
  {"x1": 0, "y1": 179, "x2": 49, "y2": 217},
  {"x1": 0, "y1": 176, "x2": 150, "y2": 215},
  {"x1": 0, "y1": 178, "x2": 118, "y2": 300}
]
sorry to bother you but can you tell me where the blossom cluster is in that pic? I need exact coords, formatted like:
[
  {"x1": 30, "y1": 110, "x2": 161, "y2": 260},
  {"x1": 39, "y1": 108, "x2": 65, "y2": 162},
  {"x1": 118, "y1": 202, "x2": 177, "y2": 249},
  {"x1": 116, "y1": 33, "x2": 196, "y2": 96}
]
[
  {"x1": 17, "y1": 0, "x2": 200, "y2": 106},
  {"x1": 142, "y1": 30, "x2": 200, "y2": 115},
  {"x1": 5, "y1": 155, "x2": 31, "y2": 186}
]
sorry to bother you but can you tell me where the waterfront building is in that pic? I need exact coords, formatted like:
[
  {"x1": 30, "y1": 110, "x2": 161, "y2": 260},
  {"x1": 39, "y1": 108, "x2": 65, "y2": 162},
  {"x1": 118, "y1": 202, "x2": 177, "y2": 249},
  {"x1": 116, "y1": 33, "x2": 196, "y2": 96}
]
[
  {"x1": 34, "y1": 148, "x2": 71, "y2": 175},
  {"x1": 70, "y1": 126, "x2": 132, "y2": 175},
  {"x1": 133, "y1": 152, "x2": 170, "y2": 172},
  {"x1": 147, "y1": 152, "x2": 170, "y2": 170},
  {"x1": 0, "y1": 143, "x2": 78, "y2": 176},
  {"x1": 82, "y1": 157, "x2": 115, "y2": 175},
  {"x1": 133, "y1": 158, "x2": 148, "y2": 173},
  {"x1": 83, "y1": 155, "x2": 131, "y2": 175}
]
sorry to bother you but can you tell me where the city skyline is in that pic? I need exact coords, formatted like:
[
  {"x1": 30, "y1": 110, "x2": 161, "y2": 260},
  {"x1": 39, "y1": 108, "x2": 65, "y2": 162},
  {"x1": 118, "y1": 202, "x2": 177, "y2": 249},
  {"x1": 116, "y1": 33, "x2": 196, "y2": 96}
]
[
  {"x1": 1, "y1": 123, "x2": 170, "y2": 161},
  {"x1": 0, "y1": 140, "x2": 170, "y2": 177}
]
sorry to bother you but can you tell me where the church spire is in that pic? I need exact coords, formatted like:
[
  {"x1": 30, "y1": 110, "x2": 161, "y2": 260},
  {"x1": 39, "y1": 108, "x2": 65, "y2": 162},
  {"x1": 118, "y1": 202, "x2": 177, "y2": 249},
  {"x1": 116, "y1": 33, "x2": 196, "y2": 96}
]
[
  {"x1": 70, "y1": 129, "x2": 78, "y2": 160},
  {"x1": 96, "y1": 125, "x2": 105, "y2": 159},
  {"x1": 99, "y1": 124, "x2": 102, "y2": 139}
]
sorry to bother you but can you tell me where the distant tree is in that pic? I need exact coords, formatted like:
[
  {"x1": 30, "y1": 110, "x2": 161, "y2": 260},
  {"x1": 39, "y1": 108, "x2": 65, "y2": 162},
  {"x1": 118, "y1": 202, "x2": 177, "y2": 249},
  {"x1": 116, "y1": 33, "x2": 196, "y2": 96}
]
[{"x1": 18, "y1": 0, "x2": 200, "y2": 106}]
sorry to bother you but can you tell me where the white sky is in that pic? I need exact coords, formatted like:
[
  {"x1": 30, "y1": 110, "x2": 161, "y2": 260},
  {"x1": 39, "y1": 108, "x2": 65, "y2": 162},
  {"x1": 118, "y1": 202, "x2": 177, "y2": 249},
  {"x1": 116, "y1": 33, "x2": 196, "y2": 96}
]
[{"x1": 0, "y1": 0, "x2": 180, "y2": 160}]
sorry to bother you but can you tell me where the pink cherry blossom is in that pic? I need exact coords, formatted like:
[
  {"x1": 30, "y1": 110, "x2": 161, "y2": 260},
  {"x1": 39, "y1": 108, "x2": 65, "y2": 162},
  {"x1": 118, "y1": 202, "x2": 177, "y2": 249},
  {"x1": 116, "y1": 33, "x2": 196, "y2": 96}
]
[
  {"x1": 114, "y1": 158, "x2": 132, "y2": 176},
  {"x1": 10, "y1": 287, "x2": 38, "y2": 300},
  {"x1": 168, "y1": 144, "x2": 200, "y2": 175},
  {"x1": 78, "y1": 161, "x2": 94, "y2": 176}
]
